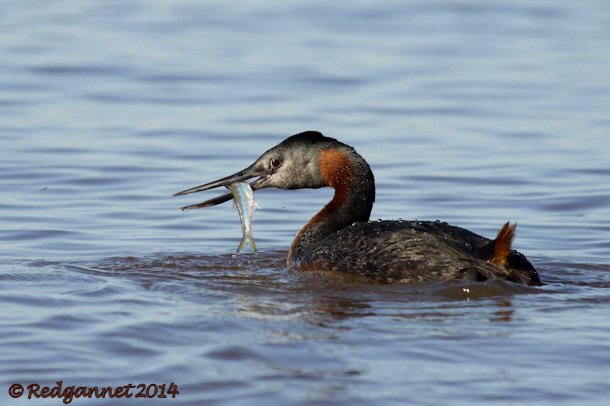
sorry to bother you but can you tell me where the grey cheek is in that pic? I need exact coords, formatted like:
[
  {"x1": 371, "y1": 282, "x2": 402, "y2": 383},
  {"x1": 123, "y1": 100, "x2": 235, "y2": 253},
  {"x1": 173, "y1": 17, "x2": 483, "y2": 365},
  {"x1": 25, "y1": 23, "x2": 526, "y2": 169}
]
[
  {"x1": 272, "y1": 171, "x2": 293, "y2": 188},
  {"x1": 306, "y1": 161, "x2": 323, "y2": 185}
]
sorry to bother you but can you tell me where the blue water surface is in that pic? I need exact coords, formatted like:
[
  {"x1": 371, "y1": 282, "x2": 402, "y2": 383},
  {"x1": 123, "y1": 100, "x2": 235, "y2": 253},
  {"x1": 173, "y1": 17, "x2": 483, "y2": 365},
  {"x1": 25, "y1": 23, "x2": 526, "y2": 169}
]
[{"x1": 1, "y1": 1, "x2": 609, "y2": 405}]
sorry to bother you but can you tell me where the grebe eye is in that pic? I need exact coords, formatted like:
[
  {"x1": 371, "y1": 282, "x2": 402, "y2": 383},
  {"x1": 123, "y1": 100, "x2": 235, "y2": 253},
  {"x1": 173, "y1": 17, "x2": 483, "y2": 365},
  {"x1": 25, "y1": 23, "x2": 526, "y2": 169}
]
[{"x1": 270, "y1": 158, "x2": 282, "y2": 169}]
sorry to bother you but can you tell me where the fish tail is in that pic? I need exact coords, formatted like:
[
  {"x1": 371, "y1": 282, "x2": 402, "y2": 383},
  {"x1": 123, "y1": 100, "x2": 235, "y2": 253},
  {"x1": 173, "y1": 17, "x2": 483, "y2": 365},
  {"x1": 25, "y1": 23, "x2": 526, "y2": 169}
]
[
  {"x1": 248, "y1": 236, "x2": 257, "y2": 253},
  {"x1": 236, "y1": 234, "x2": 257, "y2": 253},
  {"x1": 237, "y1": 236, "x2": 246, "y2": 253}
]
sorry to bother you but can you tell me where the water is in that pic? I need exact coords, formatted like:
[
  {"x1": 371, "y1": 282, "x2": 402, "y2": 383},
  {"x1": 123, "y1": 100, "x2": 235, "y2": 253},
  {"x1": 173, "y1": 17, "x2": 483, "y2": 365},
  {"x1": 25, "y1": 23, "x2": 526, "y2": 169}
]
[{"x1": 2, "y1": 1, "x2": 610, "y2": 404}]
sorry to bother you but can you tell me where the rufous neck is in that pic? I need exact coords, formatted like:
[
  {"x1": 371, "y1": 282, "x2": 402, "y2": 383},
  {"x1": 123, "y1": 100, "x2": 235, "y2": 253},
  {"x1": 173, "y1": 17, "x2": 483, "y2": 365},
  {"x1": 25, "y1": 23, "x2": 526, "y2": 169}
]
[{"x1": 288, "y1": 148, "x2": 375, "y2": 267}]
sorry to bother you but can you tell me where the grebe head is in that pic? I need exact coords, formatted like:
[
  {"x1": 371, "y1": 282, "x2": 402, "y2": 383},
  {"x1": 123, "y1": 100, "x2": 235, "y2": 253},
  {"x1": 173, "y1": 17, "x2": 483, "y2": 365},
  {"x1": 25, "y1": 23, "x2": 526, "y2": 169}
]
[{"x1": 174, "y1": 131, "x2": 351, "y2": 207}]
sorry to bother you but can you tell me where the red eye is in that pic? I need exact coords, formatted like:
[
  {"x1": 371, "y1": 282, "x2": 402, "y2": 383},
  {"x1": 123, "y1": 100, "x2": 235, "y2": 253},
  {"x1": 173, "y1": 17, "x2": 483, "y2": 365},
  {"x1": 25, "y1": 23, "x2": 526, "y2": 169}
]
[{"x1": 270, "y1": 158, "x2": 282, "y2": 169}]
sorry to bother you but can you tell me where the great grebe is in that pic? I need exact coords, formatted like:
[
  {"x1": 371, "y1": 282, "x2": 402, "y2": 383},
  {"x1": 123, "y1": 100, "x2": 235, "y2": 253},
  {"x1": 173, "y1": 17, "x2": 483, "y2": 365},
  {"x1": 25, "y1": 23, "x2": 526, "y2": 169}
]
[{"x1": 174, "y1": 131, "x2": 541, "y2": 285}]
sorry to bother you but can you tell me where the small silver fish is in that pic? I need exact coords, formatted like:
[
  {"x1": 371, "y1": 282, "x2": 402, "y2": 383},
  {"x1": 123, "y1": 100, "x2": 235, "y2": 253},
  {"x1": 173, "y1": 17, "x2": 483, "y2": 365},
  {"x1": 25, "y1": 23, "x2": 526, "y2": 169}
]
[{"x1": 229, "y1": 182, "x2": 257, "y2": 253}]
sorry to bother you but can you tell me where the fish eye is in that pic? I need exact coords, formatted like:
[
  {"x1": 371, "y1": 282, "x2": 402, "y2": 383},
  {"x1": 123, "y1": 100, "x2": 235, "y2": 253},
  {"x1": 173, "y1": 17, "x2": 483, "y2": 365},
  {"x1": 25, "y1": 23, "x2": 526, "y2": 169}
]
[{"x1": 270, "y1": 158, "x2": 283, "y2": 169}]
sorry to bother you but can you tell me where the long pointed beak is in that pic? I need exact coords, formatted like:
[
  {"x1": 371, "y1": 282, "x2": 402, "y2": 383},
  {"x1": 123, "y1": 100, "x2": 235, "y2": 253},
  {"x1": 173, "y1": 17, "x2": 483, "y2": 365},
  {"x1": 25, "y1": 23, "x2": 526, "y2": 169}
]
[{"x1": 173, "y1": 166, "x2": 266, "y2": 211}]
